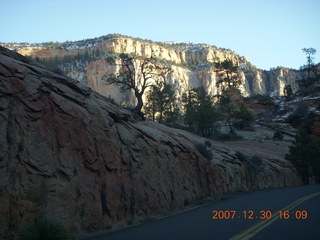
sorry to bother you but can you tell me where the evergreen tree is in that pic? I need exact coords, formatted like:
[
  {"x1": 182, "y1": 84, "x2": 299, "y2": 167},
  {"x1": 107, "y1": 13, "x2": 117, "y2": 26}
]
[
  {"x1": 144, "y1": 88, "x2": 158, "y2": 121},
  {"x1": 182, "y1": 87, "x2": 220, "y2": 136},
  {"x1": 285, "y1": 130, "x2": 320, "y2": 184},
  {"x1": 163, "y1": 85, "x2": 179, "y2": 124},
  {"x1": 233, "y1": 104, "x2": 254, "y2": 130},
  {"x1": 215, "y1": 59, "x2": 242, "y2": 90},
  {"x1": 302, "y1": 48, "x2": 316, "y2": 80},
  {"x1": 182, "y1": 88, "x2": 198, "y2": 128},
  {"x1": 144, "y1": 79, "x2": 174, "y2": 123},
  {"x1": 164, "y1": 106, "x2": 180, "y2": 124},
  {"x1": 283, "y1": 84, "x2": 293, "y2": 98},
  {"x1": 218, "y1": 94, "x2": 235, "y2": 134},
  {"x1": 193, "y1": 87, "x2": 221, "y2": 136},
  {"x1": 215, "y1": 59, "x2": 244, "y2": 134},
  {"x1": 300, "y1": 48, "x2": 318, "y2": 87}
]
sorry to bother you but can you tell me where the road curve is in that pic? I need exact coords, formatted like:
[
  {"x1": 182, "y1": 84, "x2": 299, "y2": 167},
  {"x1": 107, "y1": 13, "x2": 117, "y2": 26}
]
[{"x1": 80, "y1": 185, "x2": 320, "y2": 240}]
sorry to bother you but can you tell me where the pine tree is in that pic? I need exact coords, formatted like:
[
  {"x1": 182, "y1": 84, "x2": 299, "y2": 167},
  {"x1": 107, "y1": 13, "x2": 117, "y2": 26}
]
[
  {"x1": 144, "y1": 79, "x2": 174, "y2": 123},
  {"x1": 182, "y1": 88, "x2": 198, "y2": 128},
  {"x1": 182, "y1": 87, "x2": 220, "y2": 136},
  {"x1": 215, "y1": 59, "x2": 243, "y2": 134},
  {"x1": 218, "y1": 95, "x2": 235, "y2": 134},
  {"x1": 283, "y1": 84, "x2": 293, "y2": 98},
  {"x1": 233, "y1": 104, "x2": 254, "y2": 130},
  {"x1": 285, "y1": 130, "x2": 320, "y2": 184},
  {"x1": 300, "y1": 48, "x2": 318, "y2": 87},
  {"x1": 193, "y1": 87, "x2": 221, "y2": 136},
  {"x1": 215, "y1": 59, "x2": 242, "y2": 90}
]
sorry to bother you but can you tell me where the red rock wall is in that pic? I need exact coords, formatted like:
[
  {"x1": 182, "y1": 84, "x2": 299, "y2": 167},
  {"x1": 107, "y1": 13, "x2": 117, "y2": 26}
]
[{"x1": 0, "y1": 47, "x2": 302, "y2": 239}]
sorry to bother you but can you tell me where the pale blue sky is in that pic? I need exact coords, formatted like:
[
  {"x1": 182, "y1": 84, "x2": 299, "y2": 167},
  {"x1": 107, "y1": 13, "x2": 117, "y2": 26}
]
[{"x1": 1, "y1": 0, "x2": 319, "y2": 70}]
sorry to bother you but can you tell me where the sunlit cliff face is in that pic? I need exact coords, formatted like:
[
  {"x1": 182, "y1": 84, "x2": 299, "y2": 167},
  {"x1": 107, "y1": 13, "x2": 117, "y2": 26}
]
[{"x1": 3, "y1": 35, "x2": 301, "y2": 107}]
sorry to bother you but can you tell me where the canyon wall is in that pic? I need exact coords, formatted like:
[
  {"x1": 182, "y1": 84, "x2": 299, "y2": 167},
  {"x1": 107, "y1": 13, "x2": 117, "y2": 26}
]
[
  {"x1": 1, "y1": 35, "x2": 301, "y2": 107},
  {"x1": 0, "y1": 47, "x2": 302, "y2": 239}
]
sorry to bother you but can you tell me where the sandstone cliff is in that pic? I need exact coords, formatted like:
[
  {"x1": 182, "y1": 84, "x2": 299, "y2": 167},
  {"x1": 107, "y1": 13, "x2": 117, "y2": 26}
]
[
  {"x1": 1, "y1": 34, "x2": 301, "y2": 107},
  {"x1": 0, "y1": 46, "x2": 302, "y2": 239}
]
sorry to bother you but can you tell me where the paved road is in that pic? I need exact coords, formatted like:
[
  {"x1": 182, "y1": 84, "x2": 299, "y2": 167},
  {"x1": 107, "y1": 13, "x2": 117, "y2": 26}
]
[{"x1": 81, "y1": 185, "x2": 320, "y2": 240}]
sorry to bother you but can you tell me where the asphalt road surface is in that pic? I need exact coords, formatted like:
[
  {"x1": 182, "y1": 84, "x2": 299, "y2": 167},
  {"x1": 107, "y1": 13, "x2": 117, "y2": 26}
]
[{"x1": 81, "y1": 185, "x2": 320, "y2": 240}]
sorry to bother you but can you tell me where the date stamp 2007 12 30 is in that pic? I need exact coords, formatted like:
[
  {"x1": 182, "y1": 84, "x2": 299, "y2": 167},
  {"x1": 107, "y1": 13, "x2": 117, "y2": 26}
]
[{"x1": 212, "y1": 210, "x2": 308, "y2": 220}]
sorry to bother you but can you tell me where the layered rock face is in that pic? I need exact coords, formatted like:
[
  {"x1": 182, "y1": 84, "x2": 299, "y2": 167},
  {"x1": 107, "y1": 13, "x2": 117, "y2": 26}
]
[
  {"x1": 1, "y1": 35, "x2": 301, "y2": 107},
  {"x1": 0, "y1": 47, "x2": 302, "y2": 239}
]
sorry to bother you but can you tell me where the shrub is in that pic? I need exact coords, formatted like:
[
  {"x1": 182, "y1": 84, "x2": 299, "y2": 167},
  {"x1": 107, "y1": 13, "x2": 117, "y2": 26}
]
[
  {"x1": 285, "y1": 130, "x2": 320, "y2": 184},
  {"x1": 245, "y1": 94, "x2": 274, "y2": 105},
  {"x1": 126, "y1": 218, "x2": 134, "y2": 225},
  {"x1": 205, "y1": 140, "x2": 212, "y2": 147},
  {"x1": 287, "y1": 103, "x2": 312, "y2": 132},
  {"x1": 17, "y1": 219, "x2": 70, "y2": 240},
  {"x1": 164, "y1": 122, "x2": 192, "y2": 132},
  {"x1": 232, "y1": 121, "x2": 254, "y2": 131},
  {"x1": 273, "y1": 130, "x2": 284, "y2": 141},
  {"x1": 212, "y1": 132, "x2": 242, "y2": 141},
  {"x1": 250, "y1": 156, "x2": 263, "y2": 170},
  {"x1": 195, "y1": 143, "x2": 212, "y2": 161},
  {"x1": 233, "y1": 105, "x2": 254, "y2": 130},
  {"x1": 235, "y1": 151, "x2": 247, "y2": 162},
  {"x1": 261, "y1": 110, "x2": 273, "y2": 122},
  {"x1": 51, "y1": 67, "x2": 65, "y2": 75},
  {"x1": 235, "y1": 152, "x2": 263, "y2": 173},
  {"x1": 283, "y1": 84, "x2": 293, "y2": 99},
  {"x1": 105, "y1": 225, "x2": 112, "y2": 230}
]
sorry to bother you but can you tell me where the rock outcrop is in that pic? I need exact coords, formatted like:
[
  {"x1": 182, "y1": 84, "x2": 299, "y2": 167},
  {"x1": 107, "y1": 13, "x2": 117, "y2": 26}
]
[
  {"x1": 1, "y1": 34, "x2": 302, "y2": 108},
  {"x1": 0, "y1": 46, "x2": 302, "y2": 239}
]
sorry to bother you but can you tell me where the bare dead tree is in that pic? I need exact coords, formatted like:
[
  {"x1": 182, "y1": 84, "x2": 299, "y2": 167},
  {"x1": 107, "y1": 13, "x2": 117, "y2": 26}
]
[{"x1": 103, "y1": 53, "x2": 171, "y2": 114}]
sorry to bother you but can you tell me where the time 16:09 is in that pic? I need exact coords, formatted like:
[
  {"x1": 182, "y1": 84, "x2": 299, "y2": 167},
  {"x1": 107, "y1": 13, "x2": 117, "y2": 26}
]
[{"x1": 212, "y1": 210, "x2": 308, "y2": 220}]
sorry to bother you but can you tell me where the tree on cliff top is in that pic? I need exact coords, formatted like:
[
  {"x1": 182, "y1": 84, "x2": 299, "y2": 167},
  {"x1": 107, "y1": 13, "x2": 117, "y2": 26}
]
[
  {"x1": 103, "y1": 53, "x2": 172, "y2": 114},
  {"x1": 300, "y1": 48, "x2": 319, "y2": 87}
]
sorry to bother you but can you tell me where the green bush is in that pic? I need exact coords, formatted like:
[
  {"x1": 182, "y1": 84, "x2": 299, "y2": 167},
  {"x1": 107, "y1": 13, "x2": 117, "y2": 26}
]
[
  {"x1": 245, "y1": 94, "x2": 274, "y2": 105},
  {"x1": 249, "y1": 156, "x2": 263, "y2": 170},
  {"x1": 273, "y1": 130, "x2": 284, "y2": 140},
  {"x1": 51, "y1": 67, "x2": 65, "y2": 75},
  {"x1": 233, "y1": 105, "x2": 254, "y2": 130},
  {"x1": 235, "y1": 151, "x2": 247, "y2": 162},
  {"x1": 126, "y1": 218, "x2": 134, "y2": 225},
  {"x1": 17, "y1": 219, "x2": 70, "y2": 240},
  {"x1": 164, "y1": 122, "x2": 192, "y2": 132},
  {"x1": 235, "y1": 152, "x2": 262, "y2": 174},
  {"x1": 195, "y1": 144, "x2": 212, "y2": 161},
  {"x1": 287, "y1": 103, "x2": 313, "y2": 132},
  {"x1": 205, "y1": 140, "x2": 212, "y2": 147},
  {"x1": 283, "y1": 84, "x2": 293, "y2": 98},
  {"x1": 285, "y1": 130, "x2": 320, "y2": 184},
  {"x1": 212, "y1": 132, "x2": 242, "y2": 141}
]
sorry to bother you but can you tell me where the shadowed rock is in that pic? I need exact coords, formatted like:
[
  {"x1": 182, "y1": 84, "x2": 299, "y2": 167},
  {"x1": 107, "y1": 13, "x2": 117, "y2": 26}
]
[{"x1": 0, "y1": 46, "x2": 302, "y2": 239}]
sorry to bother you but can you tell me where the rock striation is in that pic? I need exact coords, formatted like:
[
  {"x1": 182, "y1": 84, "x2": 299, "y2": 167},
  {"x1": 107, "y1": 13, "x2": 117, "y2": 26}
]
[{"x1": 0, "y1": 46, "x2": 302, "y2": 239}]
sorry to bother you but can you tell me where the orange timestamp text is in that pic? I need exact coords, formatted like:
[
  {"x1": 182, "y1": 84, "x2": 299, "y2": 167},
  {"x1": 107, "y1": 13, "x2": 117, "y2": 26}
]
[{"x1": 212, "y1": 210, "x2": 308, "y2": 220}]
